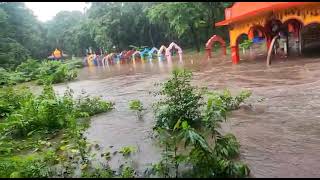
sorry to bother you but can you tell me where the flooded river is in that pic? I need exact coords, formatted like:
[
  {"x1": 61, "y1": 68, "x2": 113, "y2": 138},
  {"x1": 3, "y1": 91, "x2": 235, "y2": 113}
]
[{"x1": 54, "y1": 52, "x2": 320, "y2": 178}]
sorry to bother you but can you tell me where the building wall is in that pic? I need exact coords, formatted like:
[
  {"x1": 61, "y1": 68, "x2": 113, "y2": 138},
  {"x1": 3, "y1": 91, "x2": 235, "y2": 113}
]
[{"x1": 229, "y1": 4, "x2": 320, "y2": 47}]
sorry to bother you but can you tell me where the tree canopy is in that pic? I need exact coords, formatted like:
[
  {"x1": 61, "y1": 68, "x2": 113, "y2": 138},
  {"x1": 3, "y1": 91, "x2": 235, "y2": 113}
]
[{"x1": 0, "y1": 2, "x2": 232, "y2": 68}]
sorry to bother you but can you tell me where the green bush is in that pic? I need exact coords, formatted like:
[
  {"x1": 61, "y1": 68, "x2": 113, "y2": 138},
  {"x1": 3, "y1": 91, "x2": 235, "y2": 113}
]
[
  {"x1": 0, "y1": 68, "x2": 13, "y2": 85},
  {"x1": 15, "y1": 59, "x2": 41, "y2": 81},
  {"x1": 75, "y1": 95, "x2": 114, "y2": 117},
  {"x1": 153, "y1": 69, "x2": 204, "y2": 130},
  {"x1": 0, "y1": 59, "x2": 80, "y2": 87},
  {"x1": 0, "y1": 153, "x2": 53, "y2": 178},
  {"x1": 149, "y1": 68, "x2": 251, "y2": 178},
  {"x1": 36, "y1": 61, "x2": 78, "y2": 85},
  {"x1": 0, "y1": 85, "x2": 113, "y2": 139},
  {"x1": 0, "y1": 86, "x2": 32, "y2": 118},
  {"x1": 239, "y1": 39, "x2": 253, "y2": 50},
  {"x1": 0, "y1": 84, "x2": 117, "y2": 177},
  {"x1": 129, "y1": 100, "x2": 143, "y2": 112},
  {"x1": 1, "y1": 85, "x2": 75, "y2": 138},
  {"x1": 207, "y1": 89, "x2": 251, "y2": 111}
]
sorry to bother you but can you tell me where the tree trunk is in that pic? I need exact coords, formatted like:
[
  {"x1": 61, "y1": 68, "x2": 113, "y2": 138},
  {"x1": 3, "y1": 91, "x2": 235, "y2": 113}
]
[
  {"x1": 190, "y1": 25, "x2": 200, "y2": 52},
  {"x1": 149, "y1": 24, "x2": 155, "y2": 47}
]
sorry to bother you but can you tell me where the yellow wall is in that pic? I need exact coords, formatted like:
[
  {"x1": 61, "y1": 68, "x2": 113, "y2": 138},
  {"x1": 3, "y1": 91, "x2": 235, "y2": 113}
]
[{"x1": 229, "y1": 4, "x2": 320, "y2": 46}]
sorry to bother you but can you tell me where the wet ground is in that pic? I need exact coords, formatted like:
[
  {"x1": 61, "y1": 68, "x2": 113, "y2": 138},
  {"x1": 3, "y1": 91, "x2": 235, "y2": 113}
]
[{"x1": 54, "y1": 51, "x2": 320, "y2": 178}]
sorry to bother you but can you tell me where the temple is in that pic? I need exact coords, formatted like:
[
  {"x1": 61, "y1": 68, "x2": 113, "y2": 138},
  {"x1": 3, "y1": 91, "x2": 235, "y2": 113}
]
[{"x1": 215, "y1": 2, "x2": 320, "y2": 64}]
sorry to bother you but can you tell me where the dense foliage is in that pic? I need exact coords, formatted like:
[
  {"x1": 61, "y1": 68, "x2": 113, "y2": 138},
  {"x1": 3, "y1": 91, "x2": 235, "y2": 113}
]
[
  {"x1": 0, "y1": 2, "x2": 233, "y2": 68},
  {"x1": 0, "y1": 59, "x2": 79, "y2": 86},
  {"x1": 0, "y1": 84, "x2": 119, "y2": 178}
]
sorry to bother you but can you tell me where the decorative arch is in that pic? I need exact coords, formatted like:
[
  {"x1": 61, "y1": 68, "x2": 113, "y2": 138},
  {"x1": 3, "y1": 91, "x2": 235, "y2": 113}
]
[
  {"x1": 236, "y1": 33, "x2": 249, "y2": 44},
  {"x1": 108, "y1": 53, "x2": 117, "y2": 61},
  {"x1": 165, "y1": 42, "x2": 182, "y2": 56},
  {"x1": 101, "y1": 53, "x2": 115, "y2": 66},
  {"x1": 282, "y1": 19, "x2": 304, "y2": 55},
  {"x1": 148, "y1": 47, "x2": 159, "y2": 58},
  {"x1": 158, "y1": 45, "x2": 167, "y2": 57},
  {"x1": 116, "y1": 50, "x2": 127, "y2": 60},
  {"x1": 283, "y1": 19, "x2": 303, "y2": 34},
  {"x1": 205, "y1": 35, "x2": 226, "y2": 58},
  {"x1": 124, "y1": 50, "x2": 135, "y2": 60},
  {"x1": 165, "y1": 42, "x2": 183, "y2": 61},
  {"x1": 140, "y1": 48, "x2": 150, "y2": 59},
  {"x1": 248, "y1": 25, "x2": 267, "y2": 39},
  {"x1": 304, "y1": 21, "x2": 320, "y2": 28},
  {"x1": 132, "y1": 51, "x2": 142, "y2": 61},
  {"x1": 231, "y1": 33, "x2": 249, "y2": 64}
]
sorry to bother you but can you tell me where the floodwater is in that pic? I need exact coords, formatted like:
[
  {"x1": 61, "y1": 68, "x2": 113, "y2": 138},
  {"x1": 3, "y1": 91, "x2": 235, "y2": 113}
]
[{"x1": 54, "y1": 50, "x2": 320, "y2": 178}]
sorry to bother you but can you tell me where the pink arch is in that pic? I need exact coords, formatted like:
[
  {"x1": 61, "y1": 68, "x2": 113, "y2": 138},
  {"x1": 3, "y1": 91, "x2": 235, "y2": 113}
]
[
  {"x1": 165, "y1": 42, "x2": 182, "y2": 57},
  {"x1": 158, "y1": 45, "x2": 167, "y2": 56},
  {"x1": 205, "y1": 35, "x2": 226, "y2": 58},
  {"x1": 132, "y1": 51, "x2": 142, "y2": 60}
]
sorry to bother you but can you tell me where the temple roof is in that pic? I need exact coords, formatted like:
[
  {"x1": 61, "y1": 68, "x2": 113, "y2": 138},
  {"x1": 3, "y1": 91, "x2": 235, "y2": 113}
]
[{"x1": 215, "y1": 2, "x2": 317, "y2": 27}]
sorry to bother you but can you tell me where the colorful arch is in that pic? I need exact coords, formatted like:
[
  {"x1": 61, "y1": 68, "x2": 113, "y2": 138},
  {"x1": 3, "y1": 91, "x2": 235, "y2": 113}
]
[
  {"x1": 140, "y1": 48, "x2": 150, "y2": 59},
  {"x1": 205, "y1": 35, "x2": 227, "y2": 58},
  {"x1": 132, "y1": 51, "x2": 142, "y2": 61},
  {"x1": 165, "y1": 42, "x2": 182, "y2": 56},
  {"x1": 158, "y1": 45, "x2": 167, "y2": 57},
  {"x1": 165, "y1": 42, "x2": 183, "y2": 61},
  {"x1": 148, "y1": 47, "x2": 159, "y2": 58},
  {"x1": 124, "y1": 50, "x2": 135, "y2": 60}
]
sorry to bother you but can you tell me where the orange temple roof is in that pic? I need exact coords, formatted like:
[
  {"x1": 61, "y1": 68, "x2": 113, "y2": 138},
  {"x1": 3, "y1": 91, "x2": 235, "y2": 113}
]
[{"x1": 215, "y1": 2, "x2": 318, "y2": 26}]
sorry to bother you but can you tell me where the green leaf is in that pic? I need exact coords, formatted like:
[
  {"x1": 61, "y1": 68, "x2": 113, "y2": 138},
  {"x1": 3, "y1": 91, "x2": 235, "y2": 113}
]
[
  {"x1": 181, "y1": 121, "x2": 189, "y2": 130},
  {"x1": 173, "y1": 118, "x2": 182, "y2": 131}
]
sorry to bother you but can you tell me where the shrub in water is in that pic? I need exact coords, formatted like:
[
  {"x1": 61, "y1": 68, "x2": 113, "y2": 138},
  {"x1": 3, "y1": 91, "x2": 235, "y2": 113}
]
[
  {"x1": 149, "y1": 68, "x2": 251, "y2": 178},
  {"x1": 15, "y1": 59, "x2": 41, "y2": 81},
  {"x1": 36, "y1": 61, "x2": 78, "y2": 85}
]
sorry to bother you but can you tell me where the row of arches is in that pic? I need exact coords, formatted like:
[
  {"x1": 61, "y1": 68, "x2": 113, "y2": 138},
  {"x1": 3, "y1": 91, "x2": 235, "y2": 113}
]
[{"x1": 232, "y1": 18, "x2": 320, "y2": 64}]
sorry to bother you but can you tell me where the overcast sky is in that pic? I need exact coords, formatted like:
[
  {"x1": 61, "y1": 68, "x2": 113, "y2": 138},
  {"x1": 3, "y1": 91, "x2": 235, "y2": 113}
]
[{"x1": 24, "y1": 2, "x2": 91, "y2": 22}]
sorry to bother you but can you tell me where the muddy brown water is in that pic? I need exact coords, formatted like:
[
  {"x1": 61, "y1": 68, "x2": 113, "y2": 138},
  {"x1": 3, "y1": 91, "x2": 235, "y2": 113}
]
[{"x1": 53, "y1": 51, "x2": 320, "y2": 178}]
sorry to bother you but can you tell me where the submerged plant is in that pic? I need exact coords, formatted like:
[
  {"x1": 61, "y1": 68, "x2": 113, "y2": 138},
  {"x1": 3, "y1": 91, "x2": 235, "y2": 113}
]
[
  {"x1": 129, "y1": 100, "x2": 144, "y2": 119},
  {"x1": 119, "y1": 146, "x2": 136, "y2": 157},
  {"x1": 149, "y1": 68, "x2": 251, "y2": 178},
  {"x1": 75, "y1": 95, "x2": 114, "y2": 117},
  {"x1": 36, "y1": 61, "x2": 78, "y2": 85}
]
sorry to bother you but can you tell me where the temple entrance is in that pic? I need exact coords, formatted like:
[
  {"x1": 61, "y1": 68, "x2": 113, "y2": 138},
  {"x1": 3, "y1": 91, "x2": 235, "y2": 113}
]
[
  {"x1": 265, "y1": 19, "x2": 290, "y2": 60},
  {"x1": 283, "y1": 19, "x2": 303, "y2": 56},
  {"x1": 301, "y1": 23, "x2": 320, "y2": 57},
  {"x1": 248, "y1": 25, "x2": 268, "y2": 60}
]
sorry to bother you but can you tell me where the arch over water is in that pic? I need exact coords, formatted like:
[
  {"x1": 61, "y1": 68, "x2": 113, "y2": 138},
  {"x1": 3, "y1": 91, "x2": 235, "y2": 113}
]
[
  {"x1": 205, "y1": 35, "x2": 226, "y2": 58},
  {"x1": 140, "y1": 48, "x2": 150, "y2": 59},
  {"x1": 158, "y1": 45, "x2": 167, "y2": 57},
  {"x1": 132, "y1": 51, "x2": 142, "y2": 61},
  {"x1": 165, "y1": 42, "x2": 182, "y2": 55},
  {"x1": 165, "y1": 42, "x2": 183, "y2": 61},
  {"x1": 148, "y1": 47, "x2": 159, "y2": 58}
]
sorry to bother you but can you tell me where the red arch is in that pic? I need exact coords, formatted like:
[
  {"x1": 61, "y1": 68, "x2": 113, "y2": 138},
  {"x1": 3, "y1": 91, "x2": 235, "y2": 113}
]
[
  {"x1": 283, "y1": 19, "x2": 303, "y2": 38},
  {"x1": 124, "y1": 50, "x2": 135, "y2": 59},
  {"x1": 230, "y1": 33, "x2": 249, "y2": 64},
  {"x1": 248, "y1": 25, "x2": 267, "y2": 39},
  {"x1": 205, "y1": 35, "x2": 226, "y2": 58}
]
